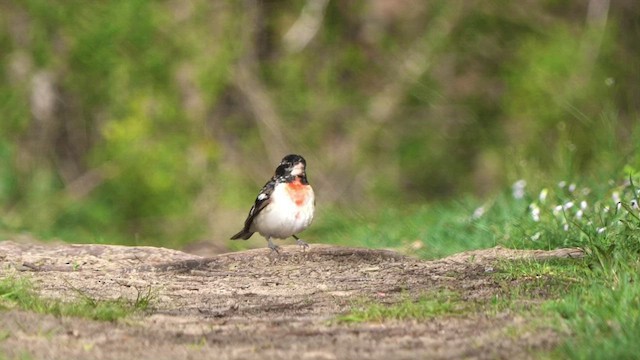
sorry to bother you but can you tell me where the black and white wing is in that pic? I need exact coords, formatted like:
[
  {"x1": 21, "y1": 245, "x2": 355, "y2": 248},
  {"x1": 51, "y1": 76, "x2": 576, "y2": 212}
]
[{"x1": 230, "y1": 178, "x2": 276, "y2": 240}]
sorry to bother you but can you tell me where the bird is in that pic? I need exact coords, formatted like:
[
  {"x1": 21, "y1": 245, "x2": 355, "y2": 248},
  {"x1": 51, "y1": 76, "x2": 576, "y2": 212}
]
[{"x1": 231, "y1": 154, "x2": 315, "y2": 253}]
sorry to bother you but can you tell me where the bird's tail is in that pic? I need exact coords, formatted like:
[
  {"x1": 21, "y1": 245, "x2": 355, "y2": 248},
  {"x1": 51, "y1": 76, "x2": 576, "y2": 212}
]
[{"x1": 230, "y1": 229, "x2": 254, "y2": 240}]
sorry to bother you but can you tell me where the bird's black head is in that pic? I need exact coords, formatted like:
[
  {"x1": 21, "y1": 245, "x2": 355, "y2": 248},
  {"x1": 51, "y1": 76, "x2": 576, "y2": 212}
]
[
  {"x1": 280, "y1": 154, "x2": 306, "y2": 168},
  {"x1": 276, "y1": 154, "x2": 308, "y2": 182}
]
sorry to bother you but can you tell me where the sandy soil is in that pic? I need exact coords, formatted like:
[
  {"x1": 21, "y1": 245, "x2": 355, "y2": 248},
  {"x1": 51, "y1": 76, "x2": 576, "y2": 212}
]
[{"x1": 0, "y1": 240, "x2": 582, "y2": 359}]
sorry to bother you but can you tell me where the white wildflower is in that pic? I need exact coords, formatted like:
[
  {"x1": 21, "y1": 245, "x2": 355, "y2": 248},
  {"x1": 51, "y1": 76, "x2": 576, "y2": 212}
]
[
  {"x1": 553, "y1": 205, "x2": 563, "y2": 216},
  {"x1": 568, "y1": 183, "x2": 577, "y2": 192},
  {"x1": 580, "y1": 201, "x2": 588, "y2": 210},
  {"x1": 563, "y1": 201, "x2": 574, "y2": 210},
  {"x1": 472, "y1": 206, "x2": 486, "y2": 220},
  {"x1": 563, "y1": 223, "x2": 570, "y2": 231},
  {"x1": 512, "y1": 180, "x2": 527, "y2": 199},
  {"x1": 575, "y1": 209, "x2": 583, "y2": 220},
  {"x1": 612, "y1": 191, "x2": 621, "y2": 204},
  {"x1": 530, "y1": 232, "x2": 542, "y2": 241},
  {"x1": 530, "y1": 205, "x2": 541, "y2": 222},
  {"x1": 597, "y1": 227, "x2": 606, "y2": 234},
  {"x1": 558, "y1": 181, "x2": 567, "y2": 188},
  {"x1": 539, "y1": 188, "x2": 548, "y2": 203}
]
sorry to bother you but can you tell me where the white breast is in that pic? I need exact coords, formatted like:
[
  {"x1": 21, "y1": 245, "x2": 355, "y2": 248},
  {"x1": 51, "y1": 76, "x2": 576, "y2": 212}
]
[{"x1": 251, "y1": 184, "x2": 315, "y2": 239}]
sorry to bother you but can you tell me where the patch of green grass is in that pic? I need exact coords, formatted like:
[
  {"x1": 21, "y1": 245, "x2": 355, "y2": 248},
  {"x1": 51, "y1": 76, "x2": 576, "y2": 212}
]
[
  {"x1": 547, "y1": 268, "x2": 640, "y2": 359},
  {"x1": 480, "y1": 258, "x2": 589, "y2": 319},
  {"x1": 0, "y1": 275, "x2": 152, "y2": 321},
  {"x1": 0, "y1": 353, "x2": 32, "y2": 360},
  {"x1": 337, "y1": 291, "x2": 465, "y2": 323},
  {"x1": 496, "y1": 258, "x2": 587, "y2": 281},
  {"x1": 494, "y1": 258, "x2": 587, "y2": 298},
  {"x1": 310, "y1": 195, "x2": 530, "y2": 260}
]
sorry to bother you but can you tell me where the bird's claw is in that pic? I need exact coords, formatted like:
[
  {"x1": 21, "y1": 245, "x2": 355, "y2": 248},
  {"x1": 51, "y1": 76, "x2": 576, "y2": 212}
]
[
  {"x1": 267, "y1": 239, "x2": 280, "y2": 254},
  {"x1": 296, "y1": 238, "x2": 309, "y2": 251}
]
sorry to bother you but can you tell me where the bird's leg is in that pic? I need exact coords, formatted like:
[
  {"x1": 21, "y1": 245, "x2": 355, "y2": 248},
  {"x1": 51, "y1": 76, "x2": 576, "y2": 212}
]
[
  {"x1": 267, "y1": 237, "x2": 280, "y2": 254},
  {"x1": 292, "y1": 235, "x2": 309, "y2": 251}
]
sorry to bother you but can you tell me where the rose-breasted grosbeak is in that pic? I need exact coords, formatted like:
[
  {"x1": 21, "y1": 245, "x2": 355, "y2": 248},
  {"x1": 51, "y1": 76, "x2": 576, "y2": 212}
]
[{"x1": 231, "y1": 154, "x2": 315, "y2": 253}]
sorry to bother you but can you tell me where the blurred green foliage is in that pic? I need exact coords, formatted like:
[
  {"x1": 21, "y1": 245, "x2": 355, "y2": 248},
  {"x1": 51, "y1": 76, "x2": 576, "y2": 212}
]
[{"x1": 0, "y1": 1, "x2": 639, "y2": 248}]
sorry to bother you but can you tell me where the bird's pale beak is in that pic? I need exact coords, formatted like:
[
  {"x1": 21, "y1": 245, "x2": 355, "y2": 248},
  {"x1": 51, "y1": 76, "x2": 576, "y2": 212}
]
[{"x1": 290, "y1": 163, "x2": 305, "y2": 176}]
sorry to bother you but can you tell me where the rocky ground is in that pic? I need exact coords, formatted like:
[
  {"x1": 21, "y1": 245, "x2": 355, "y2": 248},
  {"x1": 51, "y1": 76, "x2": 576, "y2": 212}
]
[{"x1": 0, "y1": 240, "x2": 582, "y2": 359}]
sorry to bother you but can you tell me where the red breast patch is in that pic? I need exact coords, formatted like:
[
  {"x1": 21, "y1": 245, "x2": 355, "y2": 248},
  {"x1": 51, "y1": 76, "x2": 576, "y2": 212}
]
[{"x1": 286, "y1": 179, "x2": 309, "y2": 206}]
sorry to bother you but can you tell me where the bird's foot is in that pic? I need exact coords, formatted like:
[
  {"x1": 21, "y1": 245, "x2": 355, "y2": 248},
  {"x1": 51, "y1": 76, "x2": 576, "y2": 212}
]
[
  {"x1": 295, "y1": 238, "x2": 309, "y2": 251},
  {"x1": 267, "y1": 238, "x2": 280, "y2": 254}
]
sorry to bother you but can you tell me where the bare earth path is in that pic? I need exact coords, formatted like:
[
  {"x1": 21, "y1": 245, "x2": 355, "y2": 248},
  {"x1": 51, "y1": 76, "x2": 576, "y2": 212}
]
[{"x1": 0, "y1": 241, "x2": 582, "y2": 359}]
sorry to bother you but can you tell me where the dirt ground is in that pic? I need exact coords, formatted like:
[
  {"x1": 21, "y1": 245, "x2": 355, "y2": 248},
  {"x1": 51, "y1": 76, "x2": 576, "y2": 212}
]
[{"x1": 0, "y1": 240, "x2": 583, "y2": 360}]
